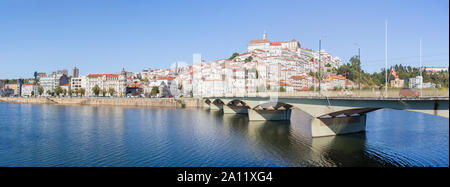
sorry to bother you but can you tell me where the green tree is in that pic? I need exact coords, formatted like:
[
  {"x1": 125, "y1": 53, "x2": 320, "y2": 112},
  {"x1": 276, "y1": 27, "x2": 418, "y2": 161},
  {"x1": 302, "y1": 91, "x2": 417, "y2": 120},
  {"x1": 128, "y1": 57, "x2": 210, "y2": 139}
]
[
  {"x1": 244, "y1": 56, "x2": 253, "y2": 63},
  {"x1": 78, "y1": 88, "x2": 85, "y2": 97},
  {"x1": 279, "y1": 86, "x2": 286, "y2": 92},
  {"x1": 68, "y1": 88, "x2": 72, "y2": 97},
  {"x1": 92, "y1": 85, "x2": 100, "y2": 96},
  {"x1": 108, "y1": 87, "x2": 115, "y2": 97},
  {"x1": 102, "y1": 88, "x2": 107, "y2": 97},
  {"x1": 33, "y1": 71, "x2": 38, "y2": 85},
  {"x1": 46, "y1": 90, "x2": 52, "y2": 96},
  {"x1": 38, "y1": 87, "x2": 44, "y2": 96},
  {"x1": 63, "y1": 89, "x2": 67, "y2": 96},
  {"x1": 229, "y1": 52, "x2": 239, "y2": 60},
  {"x1": 54, "y1": 86, "x2": 63, "y2": 96},
  {"x1": 31, "y1": 91, "x2": 35, "y2": 97},
  {"x1": 150, "y1": 86, "x2": 159, "y2": 97}
]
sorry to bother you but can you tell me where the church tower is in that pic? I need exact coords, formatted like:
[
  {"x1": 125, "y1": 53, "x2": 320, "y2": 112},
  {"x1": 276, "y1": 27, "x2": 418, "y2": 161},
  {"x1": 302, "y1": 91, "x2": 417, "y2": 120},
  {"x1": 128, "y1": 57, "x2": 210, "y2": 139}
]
[
  {"x1": 121, "y1": 67, "x2": 127, "y2": 77},
  {"x1": 263, "y1": 31, "x2": 267, "y2": 40}
]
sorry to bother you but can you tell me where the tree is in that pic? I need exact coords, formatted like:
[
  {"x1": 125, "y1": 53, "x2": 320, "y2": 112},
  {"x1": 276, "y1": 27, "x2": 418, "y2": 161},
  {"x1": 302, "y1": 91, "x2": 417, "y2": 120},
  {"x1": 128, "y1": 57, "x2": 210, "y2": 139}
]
[
  {"x1": 46, "y1": 90, "x2": 52, "y2": 96},
  {"x1": 63, "y1": 89, "x2": 67, "y2": 96},
  {"x1": 102, "y1": 88, "x2": 107, "y2": 97},
  {"x1": 280, "y1": 86, "x2": 286, "y2": 92},
  {"x1": 229, "y1": 52, "x2": 239, "y2": 60},
  {"x1": 54, "y1": 86, "x2": 63, "y2": 96},
  {"x1": 92, "y1": 85, "x2": 100, "y2": 96},
  {"x1": 38, "y1": 87, "x2": 44, "y2": 96},
  {"x1": 33, "y1": 71, "x2": 38, "y2": 85},
  {"x1": 68, "y1": 88, "x2": 72, "y2": 97},
  {"x1": 244, "y1": 56, "x2": 253, "y2": 63},
  {"x1": 78, "y1": 88, "x2": 85, "y2": 97},
  {"x1": 108, "y1": 87, "x2": 115, "y2": 97},
  {"x1": 150, "y1": 86, "x2": 159, "y2": 97},
  {"x1": 31, "y1": 91, "x2": 35, "y2": 97}
]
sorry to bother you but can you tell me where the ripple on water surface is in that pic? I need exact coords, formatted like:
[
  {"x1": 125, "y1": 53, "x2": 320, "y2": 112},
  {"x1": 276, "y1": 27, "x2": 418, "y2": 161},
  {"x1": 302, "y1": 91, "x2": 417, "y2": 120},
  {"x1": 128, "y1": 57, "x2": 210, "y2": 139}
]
[{"x1": 0, "y1": 103, "x2": 448, "y2": 167}]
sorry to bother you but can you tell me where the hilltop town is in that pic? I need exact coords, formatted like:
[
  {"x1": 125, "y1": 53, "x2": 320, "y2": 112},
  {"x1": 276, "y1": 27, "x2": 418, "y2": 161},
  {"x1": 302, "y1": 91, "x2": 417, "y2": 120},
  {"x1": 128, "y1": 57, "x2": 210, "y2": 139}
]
[{"x1": 0, "y1": 33, "x2": 447, "y2": 98}]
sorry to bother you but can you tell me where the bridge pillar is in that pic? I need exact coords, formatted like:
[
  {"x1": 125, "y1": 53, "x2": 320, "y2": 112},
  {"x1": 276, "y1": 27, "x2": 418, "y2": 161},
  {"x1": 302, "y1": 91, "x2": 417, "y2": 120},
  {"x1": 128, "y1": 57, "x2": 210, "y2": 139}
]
[
  {"x1": 223, "y1": 105, "x2": 249, "y2": 114},
  {"x1": 310, "y1": 114, "x2": 367, "y2": 137},
  {"x1": 248, "y1": 109, "x2": 292, "y2": 121}
]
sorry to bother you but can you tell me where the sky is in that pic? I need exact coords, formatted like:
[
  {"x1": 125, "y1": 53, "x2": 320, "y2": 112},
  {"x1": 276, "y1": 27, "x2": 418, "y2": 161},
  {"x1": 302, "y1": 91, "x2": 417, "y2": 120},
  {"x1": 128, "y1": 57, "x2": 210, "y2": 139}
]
[{"x1": 0, "y1": 0, "x2": 448, "y2": 79}]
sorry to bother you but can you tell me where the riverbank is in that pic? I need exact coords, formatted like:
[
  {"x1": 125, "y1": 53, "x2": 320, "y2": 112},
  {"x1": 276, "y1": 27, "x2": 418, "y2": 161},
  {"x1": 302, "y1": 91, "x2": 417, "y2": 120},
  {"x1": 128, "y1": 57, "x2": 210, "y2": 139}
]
[{"x1": 0, "y1": 97, "x2": 203, "y2": 108}]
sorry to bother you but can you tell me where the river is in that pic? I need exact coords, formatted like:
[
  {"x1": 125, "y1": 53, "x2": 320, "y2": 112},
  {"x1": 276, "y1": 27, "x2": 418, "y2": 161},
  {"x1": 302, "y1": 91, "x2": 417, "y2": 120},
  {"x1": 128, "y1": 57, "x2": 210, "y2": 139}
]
[{"x1": 0, "y1": 102, "x2": 448, "y2": 166}]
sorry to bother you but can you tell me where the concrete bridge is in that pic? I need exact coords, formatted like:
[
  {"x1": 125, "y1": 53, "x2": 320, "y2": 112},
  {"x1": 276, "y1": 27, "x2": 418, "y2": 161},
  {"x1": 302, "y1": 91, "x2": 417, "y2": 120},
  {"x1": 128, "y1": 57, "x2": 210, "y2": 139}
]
[{"x1": 203, "y1": 96, "x2": 449, "y2": 137}]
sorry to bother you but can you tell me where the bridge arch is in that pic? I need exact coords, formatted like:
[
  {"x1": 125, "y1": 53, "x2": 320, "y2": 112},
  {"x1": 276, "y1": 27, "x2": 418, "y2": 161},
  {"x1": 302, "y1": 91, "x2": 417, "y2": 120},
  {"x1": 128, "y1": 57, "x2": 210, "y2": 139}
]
[
  {"x1": 248, "y1": 102, "x2": 295, "y2": 121},
  {"x1": 212, "y1": 99, "x2": 225, "y2": 105},
  {"x1": 252, "y1": 102, "x2": 294, "y2": 111},
  {"x1": 226, "y1": 99, "x2": 250, "y2": 108}
]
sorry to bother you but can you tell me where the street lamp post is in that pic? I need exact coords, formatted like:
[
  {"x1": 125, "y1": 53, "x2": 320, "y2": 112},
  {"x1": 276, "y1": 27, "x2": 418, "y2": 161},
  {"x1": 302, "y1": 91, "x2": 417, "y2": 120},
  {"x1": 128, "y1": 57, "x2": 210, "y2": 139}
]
[
  {"x1": 354, "y1": 43, "x2": 361, "y2": 96},
  {"x1": 385, "y1": 20, "x2": 388, "y2": 97},
  {"x1": 318, "y1": 39, "x2": 321, "y2": 93},
  {"x1": 358, "y1": 47, "x2": 361, "y2": 96},
  {"x1": 419, "y1": 38, "x2": 423, "y2": 97}
]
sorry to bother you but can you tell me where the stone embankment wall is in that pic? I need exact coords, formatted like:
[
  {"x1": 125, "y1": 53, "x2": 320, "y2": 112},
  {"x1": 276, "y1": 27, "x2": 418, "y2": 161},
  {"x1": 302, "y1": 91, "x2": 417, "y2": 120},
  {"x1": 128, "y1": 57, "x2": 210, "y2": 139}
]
[{"x1": 0, "y1": 97, "x2": 203, "y2": 108}]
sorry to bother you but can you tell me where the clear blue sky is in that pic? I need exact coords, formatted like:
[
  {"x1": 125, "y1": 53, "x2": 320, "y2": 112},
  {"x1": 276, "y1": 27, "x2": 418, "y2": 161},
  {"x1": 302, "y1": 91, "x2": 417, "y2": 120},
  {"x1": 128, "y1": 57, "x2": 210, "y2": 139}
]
[{"x1": 0, "y1": 0, "x2": 448, "y2": 79}]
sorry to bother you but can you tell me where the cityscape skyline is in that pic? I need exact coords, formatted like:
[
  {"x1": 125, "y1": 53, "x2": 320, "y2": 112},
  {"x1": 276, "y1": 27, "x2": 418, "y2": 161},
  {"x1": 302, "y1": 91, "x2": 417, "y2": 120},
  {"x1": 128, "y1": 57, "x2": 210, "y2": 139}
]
[{"x1": 0, "y1": 0, "x2": 449, "y2": 79}]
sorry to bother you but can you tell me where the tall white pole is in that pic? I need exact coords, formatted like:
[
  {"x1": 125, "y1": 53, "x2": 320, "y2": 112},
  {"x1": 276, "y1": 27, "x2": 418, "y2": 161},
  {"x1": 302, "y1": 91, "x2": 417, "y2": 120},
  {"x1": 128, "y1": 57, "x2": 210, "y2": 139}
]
[
  {"x1": 420, "y1": 39, "x2": 423, "y2": 97},
  {"x1": 385, "y1": 20, "x2": 388, "y2": 97}
]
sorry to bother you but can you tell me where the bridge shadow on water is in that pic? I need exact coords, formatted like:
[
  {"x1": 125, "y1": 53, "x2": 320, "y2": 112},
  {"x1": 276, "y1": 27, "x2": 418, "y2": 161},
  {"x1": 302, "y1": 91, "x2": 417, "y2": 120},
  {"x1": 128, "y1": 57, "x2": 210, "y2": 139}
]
[{"x1": 207, "y1": 109, "x2": 398, "y2": 167}]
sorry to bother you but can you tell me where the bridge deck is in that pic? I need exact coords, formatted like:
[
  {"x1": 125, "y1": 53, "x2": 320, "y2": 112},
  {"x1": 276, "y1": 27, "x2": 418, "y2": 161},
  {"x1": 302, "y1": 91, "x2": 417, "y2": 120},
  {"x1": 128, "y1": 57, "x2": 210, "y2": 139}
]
[{"x1": 206, "y1": 96, "x2": 449, "y2": 101}]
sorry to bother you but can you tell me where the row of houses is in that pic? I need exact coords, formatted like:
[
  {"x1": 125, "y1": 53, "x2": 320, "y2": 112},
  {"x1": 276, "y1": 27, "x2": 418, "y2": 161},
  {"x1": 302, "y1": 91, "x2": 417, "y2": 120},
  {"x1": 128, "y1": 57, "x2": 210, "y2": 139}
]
[{"x1": 2, "y1": 33, "x2": 367, "y2": 98}]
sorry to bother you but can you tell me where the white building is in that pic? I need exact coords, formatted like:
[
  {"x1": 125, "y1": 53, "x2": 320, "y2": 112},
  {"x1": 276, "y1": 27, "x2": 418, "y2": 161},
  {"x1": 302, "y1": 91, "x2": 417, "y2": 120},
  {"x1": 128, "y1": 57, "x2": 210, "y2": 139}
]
[
  {"x1": 71, "y1": 76, "x2": 87, "y2": 92},
  {"x1": 409, "y1": 76, "x2": 423, "y2": 89},
  {"x1": 86, "y1": 73, "x2": 126, "y2": 96},
  {"x1": 39, "y1": 72, "x2": 69, "y2": 95},
  {"x1": 247, "y1": 32, "x2": 300, "y2": 53},
  {"x1": 21, "y1": 83, "x2": 38, "y2": 97},
  {"x1": 425, "y1": 67, "x2": 448, "y2": 73}
]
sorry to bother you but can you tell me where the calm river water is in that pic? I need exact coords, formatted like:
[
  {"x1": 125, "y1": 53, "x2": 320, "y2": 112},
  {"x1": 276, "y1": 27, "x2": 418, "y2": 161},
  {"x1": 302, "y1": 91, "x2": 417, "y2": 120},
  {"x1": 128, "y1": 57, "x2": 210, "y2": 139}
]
[{"x1": 0, "y1": 102, "x2": 448, "y2": 167}]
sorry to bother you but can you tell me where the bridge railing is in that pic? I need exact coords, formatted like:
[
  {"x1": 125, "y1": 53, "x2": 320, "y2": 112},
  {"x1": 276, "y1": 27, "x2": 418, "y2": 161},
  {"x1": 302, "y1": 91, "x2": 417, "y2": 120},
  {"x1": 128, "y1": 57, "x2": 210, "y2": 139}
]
[{"x1": 202, "y1": 88, "x2": 449, "y2": 98}]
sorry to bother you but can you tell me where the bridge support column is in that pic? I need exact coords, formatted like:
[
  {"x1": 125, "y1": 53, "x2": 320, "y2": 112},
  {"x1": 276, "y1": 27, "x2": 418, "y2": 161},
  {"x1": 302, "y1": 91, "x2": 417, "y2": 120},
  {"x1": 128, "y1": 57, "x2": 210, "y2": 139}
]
[
  {"x1": 310, "y1": 114, "x2": 367, "y2": 137},
  {"x1": 248, "y1": 109, "x2": 292, "y2": 121},
  {"x1": 223, "y1": 105, "x2": 249, "y2": 114}
]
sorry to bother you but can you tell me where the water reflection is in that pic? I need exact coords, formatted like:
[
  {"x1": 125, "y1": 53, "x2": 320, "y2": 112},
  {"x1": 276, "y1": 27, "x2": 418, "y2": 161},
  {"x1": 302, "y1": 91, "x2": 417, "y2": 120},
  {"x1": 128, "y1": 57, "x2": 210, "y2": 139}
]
[
  {"x1": 0, "y1": 103, "x2": 448, "y2": 167},
  {"x1": 209, "y1": 109, "x2": 448, "y2": 167}
]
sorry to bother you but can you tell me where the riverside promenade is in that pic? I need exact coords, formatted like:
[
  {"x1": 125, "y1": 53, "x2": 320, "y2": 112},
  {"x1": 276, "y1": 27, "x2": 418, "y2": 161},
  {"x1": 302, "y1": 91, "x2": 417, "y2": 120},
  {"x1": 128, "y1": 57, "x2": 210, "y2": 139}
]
[{"x1": 0, "y1": 97, "x2": 203, "y2": 108}]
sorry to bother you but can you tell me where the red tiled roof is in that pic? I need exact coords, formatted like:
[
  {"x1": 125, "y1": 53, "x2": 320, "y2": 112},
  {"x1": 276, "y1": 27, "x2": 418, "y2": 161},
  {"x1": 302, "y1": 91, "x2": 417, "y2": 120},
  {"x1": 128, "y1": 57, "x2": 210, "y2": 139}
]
[
  {"x1": 249, "y1": 39, "x2": 270, "y2": 44},
  {"x1": 291, "y1": 75, "x2": 307, "y2": 80},
  {"x1": 156, "y1": 76, "x2": 175, "y2": 80},
  {"x1": 270, "y1": 41, "x2": 286, "y2": 46},
  {"x1": 88, "y1": 74, "x2": 120, "y2": 78},
  {"x1": 327, "y1": 75, "x2": 346, "y2": 80}
]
